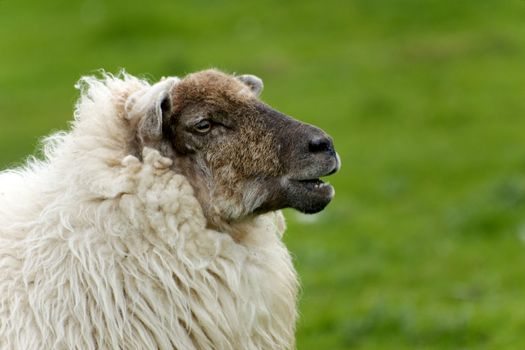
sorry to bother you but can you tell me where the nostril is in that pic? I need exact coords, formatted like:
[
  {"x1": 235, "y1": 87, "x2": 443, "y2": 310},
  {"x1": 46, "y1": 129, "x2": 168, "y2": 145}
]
[{"x1": 308, "y1": 136, "x2": 333, "y2": 154}]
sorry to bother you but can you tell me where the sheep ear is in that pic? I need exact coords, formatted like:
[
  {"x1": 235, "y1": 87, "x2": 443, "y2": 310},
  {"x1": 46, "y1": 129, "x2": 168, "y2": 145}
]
[
  {"x1": 125, "y1": 77, "x2": 180, "y2": 144},
  {"x1": 237, "y1": 74, "x2": 264, "y2": 97}
]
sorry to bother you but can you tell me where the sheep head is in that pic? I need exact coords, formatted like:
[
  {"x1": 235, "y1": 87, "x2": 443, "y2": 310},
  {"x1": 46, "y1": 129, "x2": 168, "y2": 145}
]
[{"x1": 126, "y1": 69, "x2": 340, "y2": 230}]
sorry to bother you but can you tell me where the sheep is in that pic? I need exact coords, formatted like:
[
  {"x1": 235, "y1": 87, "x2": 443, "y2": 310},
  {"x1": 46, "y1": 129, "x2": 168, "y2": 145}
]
[{"x1": 0, "y1": 69, "x2": 340, "y2": 350}]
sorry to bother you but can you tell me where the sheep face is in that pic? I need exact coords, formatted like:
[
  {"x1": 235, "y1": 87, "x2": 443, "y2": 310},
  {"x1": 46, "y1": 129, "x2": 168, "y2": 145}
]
[{"x1": 135, "y1": 69, "x2": 340, "y2": 228}]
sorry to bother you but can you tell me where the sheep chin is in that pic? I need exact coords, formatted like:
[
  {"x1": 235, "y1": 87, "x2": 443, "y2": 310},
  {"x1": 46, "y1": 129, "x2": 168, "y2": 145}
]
[{"x1": 279, "y1": 177, "x2": 335, "y2": 214}]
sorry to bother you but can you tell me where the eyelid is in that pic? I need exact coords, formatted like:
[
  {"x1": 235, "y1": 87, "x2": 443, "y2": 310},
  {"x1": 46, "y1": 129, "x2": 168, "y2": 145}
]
[
  {"x1": 190, "y1": 116, "x2": 231, "y2": 132},
  {"x1": 190, "y1": 117, "x2": 210, "y2": 129},
  {"x1": 196, "y1": 119, "x2": 210, "y2": 126},
  {"x1": 193, "y1": 116, "x2": 209, "y2": 124}
]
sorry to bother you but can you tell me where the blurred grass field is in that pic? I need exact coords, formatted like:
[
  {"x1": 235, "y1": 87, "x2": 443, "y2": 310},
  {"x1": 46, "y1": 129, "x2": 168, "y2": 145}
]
[{"x1": 2, "y1": 0, "x2": 525, "y2": 348}]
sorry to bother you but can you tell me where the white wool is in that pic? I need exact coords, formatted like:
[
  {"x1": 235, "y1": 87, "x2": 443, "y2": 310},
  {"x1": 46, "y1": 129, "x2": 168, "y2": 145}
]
[{"x1": 0, "y1": 73, "x2": 298, "y2": 349}]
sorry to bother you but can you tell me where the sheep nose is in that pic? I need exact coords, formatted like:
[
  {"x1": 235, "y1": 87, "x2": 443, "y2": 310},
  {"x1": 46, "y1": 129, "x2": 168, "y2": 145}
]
[{"x1": 308, "y1": 135, "x2": 334, "y2": 155}]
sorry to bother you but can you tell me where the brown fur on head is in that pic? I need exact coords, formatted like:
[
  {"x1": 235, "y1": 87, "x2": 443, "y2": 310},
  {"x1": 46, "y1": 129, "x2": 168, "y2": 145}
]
[{"x1": 128, "y1": 69, "x2": 340, "y2": 231}]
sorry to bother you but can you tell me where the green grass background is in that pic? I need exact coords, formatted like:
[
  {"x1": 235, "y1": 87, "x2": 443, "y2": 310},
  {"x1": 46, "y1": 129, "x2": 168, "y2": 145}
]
[{"x1": 2, "y1": 0, "x2": 525, "y2": 348}]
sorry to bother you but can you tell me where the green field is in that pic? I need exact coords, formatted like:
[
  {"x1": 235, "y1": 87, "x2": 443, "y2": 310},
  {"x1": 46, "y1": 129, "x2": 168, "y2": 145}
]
[{"x1": 2, "y1": 1, "x2": 525, "y2": 348}]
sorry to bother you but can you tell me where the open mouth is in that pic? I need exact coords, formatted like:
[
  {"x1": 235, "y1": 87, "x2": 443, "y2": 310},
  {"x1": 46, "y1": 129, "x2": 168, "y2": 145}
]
[
  {"x1": 283, "y1": 156, "x2": 340, "y2": 214},
  {"x1": 284, "y1": 177, "x2": 335, "y2": 214},
  {"x1": 290, "y1": 177, "x2": 335, "y2": 200},
  {"x1": 297, "y1": 178, "x2": 331, "y2": 191}
]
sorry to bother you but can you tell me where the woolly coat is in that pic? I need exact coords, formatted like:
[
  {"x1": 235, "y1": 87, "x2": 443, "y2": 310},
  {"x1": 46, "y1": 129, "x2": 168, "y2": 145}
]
[{"x1": 0, "y1": 75, "x2": 299, "y2": 349}]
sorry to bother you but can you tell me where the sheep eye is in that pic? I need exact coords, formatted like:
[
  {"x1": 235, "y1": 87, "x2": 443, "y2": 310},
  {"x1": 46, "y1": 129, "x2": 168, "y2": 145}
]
[{"x1": 194, "y1": 120, "x2": 211, "y2": 134}]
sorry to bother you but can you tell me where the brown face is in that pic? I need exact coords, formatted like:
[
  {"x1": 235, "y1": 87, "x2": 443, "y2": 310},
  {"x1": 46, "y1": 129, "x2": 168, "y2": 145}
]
[{"x1": 145, "y1": 70, "x2": 340, "y2": 227}]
